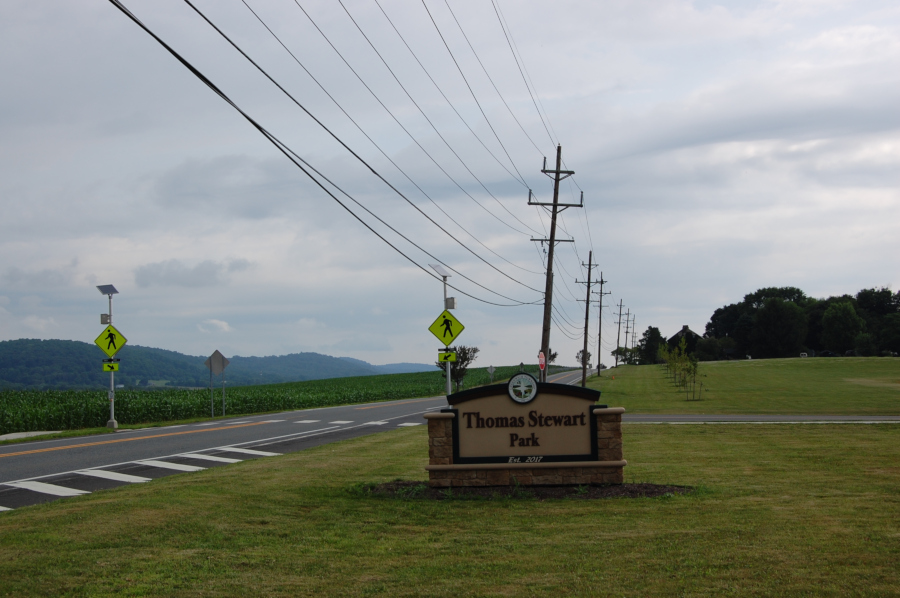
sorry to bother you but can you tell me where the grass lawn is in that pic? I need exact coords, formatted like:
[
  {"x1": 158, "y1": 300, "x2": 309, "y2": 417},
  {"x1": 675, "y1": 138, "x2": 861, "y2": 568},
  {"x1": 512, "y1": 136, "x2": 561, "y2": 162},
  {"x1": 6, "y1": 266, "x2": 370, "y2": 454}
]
[
  {"x1": 590, "y1": 357, "x2": 900, "y2": 414},
  {"x1": 2, "y1": 423, "x2": 900, "y2": 596}
]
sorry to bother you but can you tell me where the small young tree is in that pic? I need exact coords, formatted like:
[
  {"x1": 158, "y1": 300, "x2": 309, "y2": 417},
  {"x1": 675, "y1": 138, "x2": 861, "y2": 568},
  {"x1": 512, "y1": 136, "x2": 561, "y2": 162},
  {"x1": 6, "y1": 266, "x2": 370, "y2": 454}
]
[
  {"x1": 435, "y1": 345, "x2": 480, "y2": 392},
  {"x1": 575, "y1": 349, "x2": 592, "y2": 368}
]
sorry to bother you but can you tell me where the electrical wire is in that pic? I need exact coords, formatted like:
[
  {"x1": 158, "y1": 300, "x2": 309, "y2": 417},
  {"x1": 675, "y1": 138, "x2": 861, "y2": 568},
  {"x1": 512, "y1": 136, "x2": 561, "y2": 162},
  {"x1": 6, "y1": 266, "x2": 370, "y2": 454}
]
[
  {"x1": 419, "y1": 0, "x2": 531, "y2": 188},
  {"x1": 491, "y1": 0, "x2": 556, "y2": 147},
  {"x1": 372, "y1": 0, "x2": 527, "y2": 190},
  {"x1": 337, "y1": 0, "x2": 541, "y2": 235},
  {"x1": 106, "y1": 0, "x2": 540, "y2": 308},
  {"x1": 182, "y1": 0, "x2": 544, "y2": 294},
  {"x1": 443, "y1": 0, "x2": 546, "y2": 157},
  {"x1": 239, "y1": 0, "x2": 543, "y2": 277},
  {"x1": 287, "y1": 0, "x2": 535, "y2": 239}
]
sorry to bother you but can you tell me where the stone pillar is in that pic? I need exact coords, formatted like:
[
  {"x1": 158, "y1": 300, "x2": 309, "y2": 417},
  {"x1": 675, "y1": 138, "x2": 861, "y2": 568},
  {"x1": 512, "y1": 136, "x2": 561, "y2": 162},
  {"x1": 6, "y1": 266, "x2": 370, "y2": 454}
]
[{"x1": 426, "y1": 412, "x2": 454, "y2": 466}]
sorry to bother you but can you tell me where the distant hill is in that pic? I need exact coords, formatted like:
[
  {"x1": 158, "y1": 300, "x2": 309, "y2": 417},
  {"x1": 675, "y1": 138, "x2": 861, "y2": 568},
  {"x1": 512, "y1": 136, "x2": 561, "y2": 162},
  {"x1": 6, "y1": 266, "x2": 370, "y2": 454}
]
[{"x1": 0, "y1": 339, "x2": 434, "y2": 390}]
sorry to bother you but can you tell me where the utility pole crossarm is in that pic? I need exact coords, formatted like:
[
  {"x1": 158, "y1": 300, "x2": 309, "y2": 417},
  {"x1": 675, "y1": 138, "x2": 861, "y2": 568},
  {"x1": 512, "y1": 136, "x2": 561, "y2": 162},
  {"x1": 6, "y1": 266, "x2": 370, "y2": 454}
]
[{"x1": 528, "y1": 189, "x2": 584, "y2": 209}]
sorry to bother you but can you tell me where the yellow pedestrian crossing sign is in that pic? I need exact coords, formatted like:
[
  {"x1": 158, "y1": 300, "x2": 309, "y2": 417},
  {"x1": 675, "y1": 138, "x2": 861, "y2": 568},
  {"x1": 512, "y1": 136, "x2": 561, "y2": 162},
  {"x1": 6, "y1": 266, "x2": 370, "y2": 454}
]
[
  {"x1": 95, "y1": 324, "x2": 127, "y2": 358},
  {"x1": 439, "y1": 350, "x2": 457, "y2": 362},
  {"x1": 429, "y1": 310, "x2": 464, "y2": 347},
  {"x1": 103, "y1": 362, "x2": 119, "y2": 372}
]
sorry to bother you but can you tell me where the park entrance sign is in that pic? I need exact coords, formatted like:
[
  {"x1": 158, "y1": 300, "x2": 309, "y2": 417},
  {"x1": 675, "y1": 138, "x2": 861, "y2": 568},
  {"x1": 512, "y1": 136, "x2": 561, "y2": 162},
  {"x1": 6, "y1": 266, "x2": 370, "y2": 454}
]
[{"x1": 424, "y1": 375, "x2": 626, "y2": 487}]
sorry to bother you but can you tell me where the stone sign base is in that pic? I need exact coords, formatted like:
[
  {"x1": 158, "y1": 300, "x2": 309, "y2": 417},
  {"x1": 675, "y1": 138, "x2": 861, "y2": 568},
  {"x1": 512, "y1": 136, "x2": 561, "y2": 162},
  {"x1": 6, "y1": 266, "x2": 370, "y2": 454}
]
[{"x1": 425, "y1": 407, "x2": 626, "y2": 488}]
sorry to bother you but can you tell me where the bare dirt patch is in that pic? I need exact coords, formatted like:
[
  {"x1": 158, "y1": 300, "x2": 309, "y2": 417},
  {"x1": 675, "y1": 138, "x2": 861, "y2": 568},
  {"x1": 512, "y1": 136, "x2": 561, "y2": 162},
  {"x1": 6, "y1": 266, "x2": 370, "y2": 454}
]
[
  {"x1": 844, "y1": 378, "x2": 900, "y2": 391},
  {"x1": 366, "y1": 480, "x2": 692, "y2": 501}
]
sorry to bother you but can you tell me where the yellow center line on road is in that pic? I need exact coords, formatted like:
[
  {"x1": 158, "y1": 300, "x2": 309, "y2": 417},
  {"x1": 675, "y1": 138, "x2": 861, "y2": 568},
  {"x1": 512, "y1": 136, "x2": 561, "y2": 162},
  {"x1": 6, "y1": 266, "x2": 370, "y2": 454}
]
[
  {"x1": 0, "y1": 422, "x2": 270, "y2": 459},
  {"x1": 356, "y1": 397, "x2": 445, "y2": 410}
]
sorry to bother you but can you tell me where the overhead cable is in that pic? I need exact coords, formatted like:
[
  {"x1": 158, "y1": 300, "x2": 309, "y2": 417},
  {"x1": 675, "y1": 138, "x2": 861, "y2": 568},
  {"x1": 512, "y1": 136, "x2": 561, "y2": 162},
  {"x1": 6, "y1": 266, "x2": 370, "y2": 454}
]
[
  {"x1": 239, "y1": 0, "x2": 542, "y2": 277},
  {"x1": 182, "y1": 0, "x2": 543, "y2": 294},
  {"x1": 490, "y1": 0, "x2": 556, "y2": 147},
  {"x1": 106, "y1": 0, "x2": 539, "y2": 308},
  {"x1": 443, "y1": 0, "x2": 546, "y2": 157},
  {"x1": 372, "y1": 0, "x2": 528, "y2": 189},
  {"x1": 337, "y1": 0, "x2": 541, "y2": 235},
  {"x1": 419, "y1": 0, "x2": 532, "y2": 188},
  {"x1": 287, "y1": 0, "x2": 536, "y2": 238}
]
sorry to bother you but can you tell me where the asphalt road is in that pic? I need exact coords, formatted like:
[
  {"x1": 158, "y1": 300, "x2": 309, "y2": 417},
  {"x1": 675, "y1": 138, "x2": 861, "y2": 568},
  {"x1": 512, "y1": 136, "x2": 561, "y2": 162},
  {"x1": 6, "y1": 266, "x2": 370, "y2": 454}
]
[{"x1": 2, "y1": 368, "x2": 897, "y2": 512}]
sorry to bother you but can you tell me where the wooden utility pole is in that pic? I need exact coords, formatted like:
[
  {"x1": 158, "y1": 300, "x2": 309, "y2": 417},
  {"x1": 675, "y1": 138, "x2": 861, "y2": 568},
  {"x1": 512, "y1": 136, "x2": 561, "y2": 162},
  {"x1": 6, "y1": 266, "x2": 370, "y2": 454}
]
[
  {"x1": 631, "y1": 316, "x2": 637, "y2": 357},
  {"x1": 614, "y1": 300, "x2": 624, "y2": 367},
  {"x1": 623, "y1": 309, "x2": 632, "y2": 364},
  {"x1": 529, "y1": 145, "x2": 581, "y2": 382},
  {"x1": 575, "y1": 251, "x2": 596, "y2": 387},
  {"x1": 594, "y1": 273, "x2": 610, "y2": 375}
]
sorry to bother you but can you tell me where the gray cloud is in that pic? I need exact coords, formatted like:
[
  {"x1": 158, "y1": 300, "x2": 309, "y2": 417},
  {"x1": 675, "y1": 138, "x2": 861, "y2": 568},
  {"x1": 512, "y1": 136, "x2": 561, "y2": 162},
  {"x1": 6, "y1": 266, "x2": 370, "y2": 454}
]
[
  {"x1": 134, "y1": 259, "x2": 253, "y2": 288},
  {"x1": 3, "y1": 259, "x2": 77, "y2": 288}
]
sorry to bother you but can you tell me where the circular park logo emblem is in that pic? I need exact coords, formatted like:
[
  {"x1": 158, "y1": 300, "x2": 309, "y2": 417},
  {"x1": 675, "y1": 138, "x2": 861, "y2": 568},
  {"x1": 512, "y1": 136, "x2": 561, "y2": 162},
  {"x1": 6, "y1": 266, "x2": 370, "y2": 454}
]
[{"x1": 508, "y1": 372, "x2": 539, "y2": 404}]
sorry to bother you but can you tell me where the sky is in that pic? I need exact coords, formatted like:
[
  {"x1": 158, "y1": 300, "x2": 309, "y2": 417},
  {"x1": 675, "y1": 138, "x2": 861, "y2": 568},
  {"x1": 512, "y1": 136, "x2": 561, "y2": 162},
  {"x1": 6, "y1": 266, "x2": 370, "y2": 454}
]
[{"x1": 1, "y1": 0, "x2": 898, "y2": 368}]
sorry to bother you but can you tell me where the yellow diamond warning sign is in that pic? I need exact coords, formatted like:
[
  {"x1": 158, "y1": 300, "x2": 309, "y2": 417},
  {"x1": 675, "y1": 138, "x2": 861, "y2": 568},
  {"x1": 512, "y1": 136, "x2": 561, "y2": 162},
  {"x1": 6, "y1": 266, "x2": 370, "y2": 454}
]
[
  {"x1": 95, "y1": 324, "x2": 127, "y2": 358},
  {"x1": 428, "y1": 310, "x2": 464, "y2": 347}
]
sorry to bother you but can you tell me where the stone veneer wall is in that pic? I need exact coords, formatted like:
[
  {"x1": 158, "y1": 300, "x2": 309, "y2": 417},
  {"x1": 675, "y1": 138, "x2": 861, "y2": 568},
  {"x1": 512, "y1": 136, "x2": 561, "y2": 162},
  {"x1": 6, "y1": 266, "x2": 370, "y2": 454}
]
[{"x1": 425, "y1": 408, "x2": 626, "y2": 488}]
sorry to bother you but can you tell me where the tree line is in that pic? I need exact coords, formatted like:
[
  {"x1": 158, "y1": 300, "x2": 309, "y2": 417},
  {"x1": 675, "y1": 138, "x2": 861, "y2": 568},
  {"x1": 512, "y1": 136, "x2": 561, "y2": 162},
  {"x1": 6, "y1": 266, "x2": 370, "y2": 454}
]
[{"x1": 620, "y1": 286, "x2": 900, "y2": 364}]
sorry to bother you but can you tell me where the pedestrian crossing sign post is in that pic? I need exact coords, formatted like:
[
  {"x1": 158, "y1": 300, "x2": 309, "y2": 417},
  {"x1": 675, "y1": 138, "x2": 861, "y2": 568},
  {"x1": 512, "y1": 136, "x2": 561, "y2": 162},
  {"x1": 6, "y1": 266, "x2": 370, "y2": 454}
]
[
  {"x1": 439, "y1": 350, "x2": 457, "y2": 362},
  {"x1": 102, "y1": 362, "x2": 119, "y2": 372},
  {"x1": 428, "y1": 310, "x2": 464, "y2": 347},
  {"x1": 95, "y1": 324, "x2": 127, "y2": 358}
]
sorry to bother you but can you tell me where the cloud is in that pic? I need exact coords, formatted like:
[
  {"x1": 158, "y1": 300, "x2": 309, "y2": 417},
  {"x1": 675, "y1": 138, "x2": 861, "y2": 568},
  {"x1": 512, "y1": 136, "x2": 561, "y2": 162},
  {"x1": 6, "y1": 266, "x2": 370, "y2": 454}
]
[
  {"x1": 198, "y1": 319, "x2": 233, "y2": 333},
  {"x1": 3, "y1": 259, "x2": 78, "y2": 288},
  {"x1": 23, "y1": 315, "x2": 56, "y2": 332},
  {"x1": 134, "y1": 259, "x2": 252, "y2": 288},
  {"x1": 151, "y1": 155, "x2": 307, "y2": 219}
]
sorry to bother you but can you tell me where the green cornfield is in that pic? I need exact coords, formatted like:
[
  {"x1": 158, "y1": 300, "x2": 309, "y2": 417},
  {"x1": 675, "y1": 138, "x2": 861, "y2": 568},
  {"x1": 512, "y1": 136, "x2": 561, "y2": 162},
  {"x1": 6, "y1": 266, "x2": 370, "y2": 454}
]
[{"x1": 0, "y1": 364, "x2": 565, "y2": 435}]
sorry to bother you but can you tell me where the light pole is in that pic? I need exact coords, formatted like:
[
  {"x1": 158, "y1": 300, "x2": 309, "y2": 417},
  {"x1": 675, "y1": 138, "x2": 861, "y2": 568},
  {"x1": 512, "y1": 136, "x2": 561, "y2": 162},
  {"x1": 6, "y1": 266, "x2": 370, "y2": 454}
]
[
  {"x1": 430, "y1": 264, "x2": 455, "y2": 399},
  {"x1": 97, "y1": 284, "x2": 119, "y2": 429}
]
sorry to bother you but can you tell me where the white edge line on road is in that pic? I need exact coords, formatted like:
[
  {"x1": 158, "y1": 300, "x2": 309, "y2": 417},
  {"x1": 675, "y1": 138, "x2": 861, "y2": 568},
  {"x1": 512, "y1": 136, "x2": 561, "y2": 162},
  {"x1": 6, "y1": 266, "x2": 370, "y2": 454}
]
[
  {"x1": 178, "y1": 453, "x2": 242, "y2": 463},
  {"x1": 249, "y1": 409, "x2": 438, "y2": 448},
  {"x1": 0, "y1": 398, "x2": 450, "y2": 452},
  {"x1": 4, "y1": 480, "x2": 91, "y2": 496},
  {"x1": 75, "y1": 469, "x2": 152, "y2": 483},
  {"x1": 0, "y1": 426, "x2": 339, "y2": 485}
]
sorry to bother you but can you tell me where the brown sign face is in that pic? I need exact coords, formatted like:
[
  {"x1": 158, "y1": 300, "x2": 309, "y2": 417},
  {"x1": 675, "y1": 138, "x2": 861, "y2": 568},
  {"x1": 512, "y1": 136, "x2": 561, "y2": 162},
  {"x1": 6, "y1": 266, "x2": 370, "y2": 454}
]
[{"x1": 446, "y1": 381, "x2": 601, "y2": 464}]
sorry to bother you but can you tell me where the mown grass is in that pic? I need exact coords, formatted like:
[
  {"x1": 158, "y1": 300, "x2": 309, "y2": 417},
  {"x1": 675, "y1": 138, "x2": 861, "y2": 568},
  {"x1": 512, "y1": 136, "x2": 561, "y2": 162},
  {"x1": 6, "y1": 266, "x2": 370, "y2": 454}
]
[
  {"x1": 591, "y1": 357, "x2": 900, "y2": 414},
  {"x1": 2, "y1": 423, "x2": 900, "y2": 596}
]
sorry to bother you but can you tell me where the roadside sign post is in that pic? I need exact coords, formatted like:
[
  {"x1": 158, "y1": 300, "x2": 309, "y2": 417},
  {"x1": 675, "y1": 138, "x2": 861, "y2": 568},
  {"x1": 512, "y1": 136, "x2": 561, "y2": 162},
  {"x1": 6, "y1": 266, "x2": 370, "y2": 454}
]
[
  {"x1": 95, "y1": 285, "x2": 123, "y2": 429},
  {"x1": 487, "y1": 365, "x2": 496, "y2": 383},
  {"x1": 429, "y1": 308, "x2": 465, "y2": 396},
  {"x1": 430, "y1": 265, "x2": 461, "y2": 399},
  {"x1": 204, "y1": 350, "x2": 230, "y2": 417}
]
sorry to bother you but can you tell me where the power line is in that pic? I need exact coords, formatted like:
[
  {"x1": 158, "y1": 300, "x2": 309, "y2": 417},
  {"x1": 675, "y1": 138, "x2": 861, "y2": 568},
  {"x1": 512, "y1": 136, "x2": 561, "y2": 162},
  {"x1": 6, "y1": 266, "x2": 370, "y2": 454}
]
[
  {"x1": 106, "y1": 0, "x2": 538, "y2": 308},
  {"x1": 287, "y1": 0, "x2": 534, "y2": 239},
  {"x1": 239, "y1": 1, "x2": 541, "y2": 278},
  {"x1": 443, "y1": 0, "x2": 546, "y2": 156},
  {"x1": 182, "y1": 0, "x2": 544, "y2": 294},
  {"x1": 337, "y1": 0, "x2": 541, "y2": 236},
  {"x1": 372, "y1": 0, "x2": 527, "y2": 190},
  {"x1": 239, "y1": 0, "x2": 542, "y2": 278},
  {"x1": 491, "y1": 0, "x2": 556, "y2": 148},
  {"x1": 490, "y1": 0, "x2": 555, "y2": 148},
  {"x1": 419, "y1": 0, "x2": 532, "y2": 189}
]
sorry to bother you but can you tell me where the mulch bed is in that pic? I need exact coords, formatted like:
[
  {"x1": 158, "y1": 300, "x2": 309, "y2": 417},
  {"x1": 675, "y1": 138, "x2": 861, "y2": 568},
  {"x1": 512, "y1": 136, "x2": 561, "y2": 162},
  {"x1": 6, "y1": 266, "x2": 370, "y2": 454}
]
[{"x1": 368, "y1": 480, "x2": 692, "y2": 501}]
